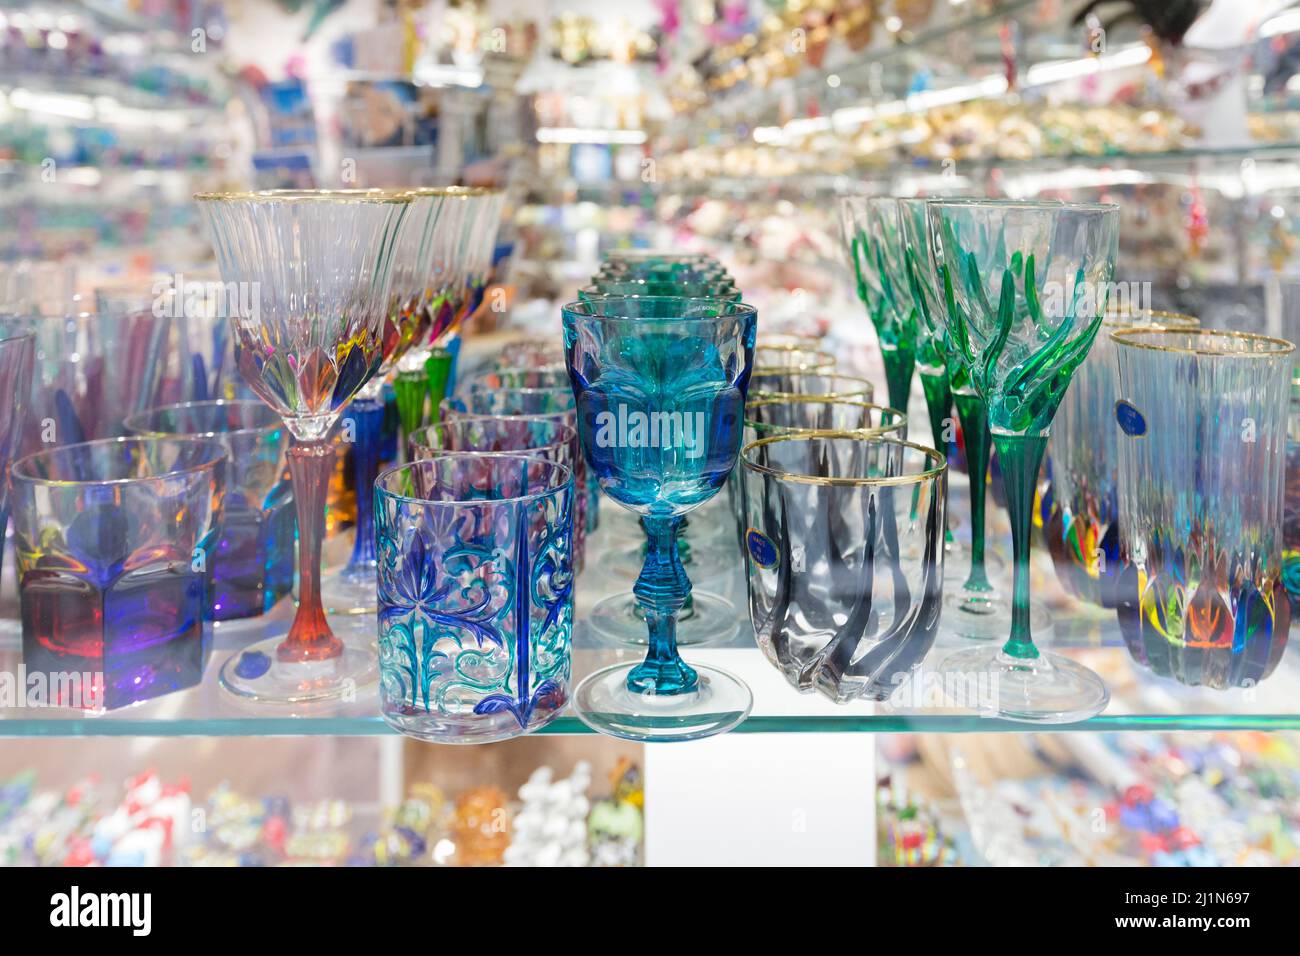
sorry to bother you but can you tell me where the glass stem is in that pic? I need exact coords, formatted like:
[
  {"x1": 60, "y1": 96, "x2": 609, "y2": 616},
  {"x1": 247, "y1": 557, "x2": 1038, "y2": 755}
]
[
  {"x1": 881, "y1": 345, "x2": 917, "y2": 419},
  {"x1": 953, "y1": 392, "x2": 992, "y2": 592},
  {"x1": 344, "y1": 396, "x2": 384, "y2": 574},
  {"x1": 425, "y1": 347, "x2": 453, "y2": 415},
  {"x1": 994, "y1": 432, "x2": 1048, "y2": 661},
  {"x1": 919, "y1": 370, "x2": 953, "y2": 543},
  {"x1": 627, "y1": 514, "x2": 698, "y2": 695},
  {"x1": 282, "y1": 441, "x2": 343, "y2": 662},
  {"x1": 393, "y1": 370, "x2": 428, "y2": 461}
]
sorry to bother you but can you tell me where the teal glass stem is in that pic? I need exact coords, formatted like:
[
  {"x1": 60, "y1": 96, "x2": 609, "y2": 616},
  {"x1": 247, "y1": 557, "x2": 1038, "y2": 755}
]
[
  {"x1": 628, "y1": 515, "x2": 697, "y2": 693},
  {"x1": 917, "y1": 367, "x2": 952, "y2": 542},
  {"x1": 951, "y1": 391, "x2": 993, "y2": 593},
  {"x1": 995, "y1": 432, "x2": 1048, "y2": 660},
  {"x1": 880, "y1": 345, "x2": 917, "y2": 415}
]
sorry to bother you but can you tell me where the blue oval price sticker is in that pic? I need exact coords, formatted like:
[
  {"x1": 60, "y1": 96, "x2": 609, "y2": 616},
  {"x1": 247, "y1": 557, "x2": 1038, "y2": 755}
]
[
  {"x1": 1115, "y1": 400, "x2": 1147, "y2": 437},
  {"x1": 746, "y1": 528, "x2": 779, "y2": 568}
]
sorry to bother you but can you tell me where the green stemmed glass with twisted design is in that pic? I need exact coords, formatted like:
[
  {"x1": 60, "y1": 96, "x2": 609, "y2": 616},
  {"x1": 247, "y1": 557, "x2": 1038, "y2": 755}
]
[
  {"x1": 841, "y1": 196, "x2": 919, "y2": 414},
  {"x1": 928, "y1": 199, "x2": 1118, "y2": 722},
  {"x1": 900, "y1": 199, "x2": 1037, "y2": 641}
]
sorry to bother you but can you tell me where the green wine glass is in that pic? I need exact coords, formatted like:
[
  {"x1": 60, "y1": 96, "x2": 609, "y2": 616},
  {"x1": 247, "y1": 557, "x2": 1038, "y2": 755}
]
[
  {"x1": 928, "y1": 199, "x2": 1118, "y2": 722},
  {"x1": 841, "y1": 196, "x2": 919, "y2": 414}
]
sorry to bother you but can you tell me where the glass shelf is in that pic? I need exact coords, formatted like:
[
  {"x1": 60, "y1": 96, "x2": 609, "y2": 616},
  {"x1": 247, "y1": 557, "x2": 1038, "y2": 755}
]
[
  {"x1": 1, "y1": 493, "x2": 1297, "y2": 738},
  {"x1": 648, "y1": 141, "x2": 1300, "y2": 200},
  {"x1": 671, "y1": 0, "x2": 1150, "y2": 146}
]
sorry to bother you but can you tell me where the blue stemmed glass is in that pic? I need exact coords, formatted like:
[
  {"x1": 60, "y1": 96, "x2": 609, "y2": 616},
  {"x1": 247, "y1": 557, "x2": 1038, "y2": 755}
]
[{"x1": 563, "y1": 295, "x2": 757, "y2": 741}]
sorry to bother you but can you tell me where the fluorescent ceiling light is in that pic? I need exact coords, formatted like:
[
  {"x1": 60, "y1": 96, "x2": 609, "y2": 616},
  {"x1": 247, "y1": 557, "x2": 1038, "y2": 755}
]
[{"x1": 536, "y1": 127, "x2": 647, "y2": 145}]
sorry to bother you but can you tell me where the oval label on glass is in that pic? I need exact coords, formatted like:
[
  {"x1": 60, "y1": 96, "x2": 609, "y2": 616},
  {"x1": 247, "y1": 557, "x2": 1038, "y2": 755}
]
[
  {"x1": 746, "y1": 528, "x2": 779, "y2": 568},
  {"x1": 1115, "y1": 400, "x2": 1147, "y2": 437}
]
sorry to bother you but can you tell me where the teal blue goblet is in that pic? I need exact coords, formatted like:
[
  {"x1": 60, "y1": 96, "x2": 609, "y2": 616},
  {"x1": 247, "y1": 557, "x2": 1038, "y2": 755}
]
[{"x1": 563, "y1": 295, "x2": 757, "y2": 741}]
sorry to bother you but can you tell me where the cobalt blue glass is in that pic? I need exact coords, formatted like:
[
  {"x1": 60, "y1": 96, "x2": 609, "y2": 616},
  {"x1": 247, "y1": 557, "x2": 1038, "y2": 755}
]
[
  {"x1": 563, "y1": 295, "x2": 757, "y2": 741},
  {"x1": 10, "y1": 438, "x2": 226, "y2": 710},
  {"x1": 375, "y1": 452, "x2": 574, "y2": 742},
  {"x1": 125, "y1": 400, "x2": 294, "y2": 621}
]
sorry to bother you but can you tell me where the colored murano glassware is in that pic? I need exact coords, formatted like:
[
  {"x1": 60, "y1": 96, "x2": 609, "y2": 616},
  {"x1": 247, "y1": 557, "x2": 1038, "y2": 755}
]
[
  {"x1": 409, "y1": 415, "x2": 576, "y2": 468},
  {"x1": 375, "y1": 452, "x2": 574, "y2": 741},
  {"x1": 1045, "y1": 308, "x2": 1199, "y2": 607},
  {"x1": 741, "y1": 433, "x2": 946, "y2": 702},
  {"x1": 929, "y1": 199, "x2": 1119, "y2": 722},
  {"x1": 1113, "y1": 328, "x2": 1294, "y2": 688},
  {"x1": 392, "y1": 188, "x2": 506, "y2": 446},
  {"x1": 0, "y1": 310, "x2": 181, "y2": 456},
  {"x1": 563, "y1": 295, "x2": 757, "y2": 741},
  {"x1": 320, "y1": 189, "x2": 446, "y2": 617},
  {"x1": 196, "y1": 188, "x2": 412, "y2": 703},
  {"x1": 11, "y1": 437, "x2": 226, "y2": 709},
  {"x1": 583, "y1": 259, "x2": 745, "y2": 644},
  {"x1": 125, "y1": 400, "x2": 294, "y2": 621},
  {"x1": 441, "y1": 377, "x2": 587, "y2": 571}
]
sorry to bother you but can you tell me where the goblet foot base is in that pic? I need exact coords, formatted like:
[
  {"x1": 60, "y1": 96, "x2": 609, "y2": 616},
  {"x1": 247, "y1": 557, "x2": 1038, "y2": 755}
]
[
  {"x1": 320, "y1": 561, "x2": 378, "y2": 616},
  {"x1": 589, "y1": 591, "x2": 739, "y2": 647},
  {"x1": 382, "y1": 705, "x2": 563, "y2": 744},
  {"x1": 574, "y1": 662, "x2": 752, "y2": 742},
  {"x1": 938, "y1": 590, "x2": 1051, "y2": 643},
  {"x1": 935, "y1": 644, "x2": 1109, "y2": 723},
  {"x1": 219, "y1": 622, "x2": 378, "y2": 704}
]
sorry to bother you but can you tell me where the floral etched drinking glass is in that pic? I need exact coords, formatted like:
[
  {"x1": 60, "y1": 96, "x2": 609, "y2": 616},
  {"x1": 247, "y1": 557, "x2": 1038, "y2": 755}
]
[
  {"x1": 1045, "y1": 308, "x2": 1199, "y2": 608},
  {"x1": 0, "y1": 331, "x2": 34, "y2": 585},
  {"x1": 1113, "y1": 329, "x2": 1294, "y2": 688},
  {"x1": 409, "y1": 415, "x2": 575, "y2": 468},
  {"x1": 928, "y1": 199, "x2": 1119, "y2": 722},
  {"x1": 11, "y1": 437, "x2": 226, "y2": 709},
  {"x1": 841, "y1": 196, "x2": 919, "y2": 414},
  {"x1": 125, "y1": 400, "x2": 294, "y2": 621},
  {"x1": 197, "y1": 188, "x2": 412, "y2": 703},
  {"x1": 375, "y1": 452, "x2": 573, "y2": 741},
  {"x1": 320, "y1": 189, "x2": 446, "y2": 616},
  {"x1": 439, "y1": 381, "x2": 586, "y2": 571},
  {"x1": 741, "y1": 433, "x2": 946, "y2": 703},
  {"x1": 563, "y1": 295, "x2": 757, "y2": 741}
]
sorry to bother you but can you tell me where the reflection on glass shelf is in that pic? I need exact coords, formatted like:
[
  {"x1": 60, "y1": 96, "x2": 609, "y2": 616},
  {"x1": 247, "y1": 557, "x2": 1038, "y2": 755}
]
[{"x1": 0, "y1": 497, "x2": 1297, "y2": 737}]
